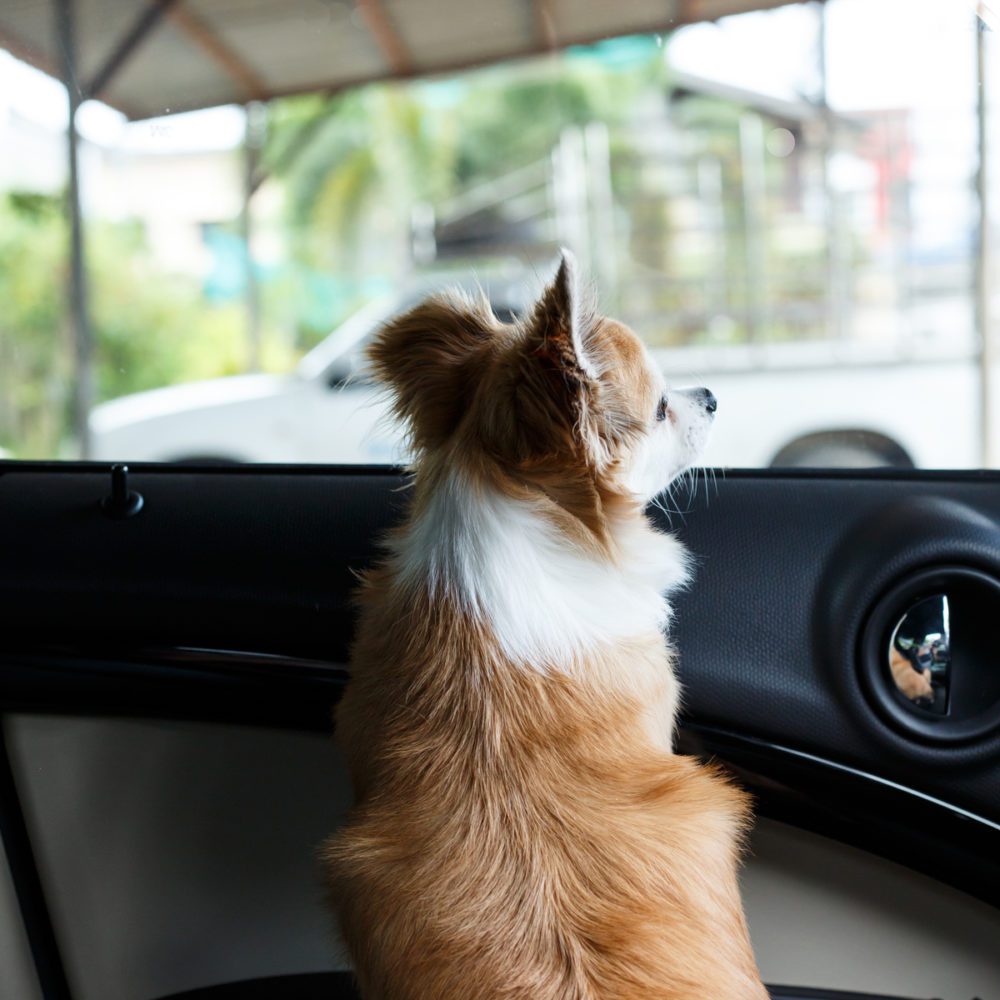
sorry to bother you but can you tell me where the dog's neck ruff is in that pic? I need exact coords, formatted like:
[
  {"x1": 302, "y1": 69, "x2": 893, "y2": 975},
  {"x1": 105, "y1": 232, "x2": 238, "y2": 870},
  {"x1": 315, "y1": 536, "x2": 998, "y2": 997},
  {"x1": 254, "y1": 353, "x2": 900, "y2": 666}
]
[{"x1": 389, "y1": 469, "x2": 690, "y2": 670}]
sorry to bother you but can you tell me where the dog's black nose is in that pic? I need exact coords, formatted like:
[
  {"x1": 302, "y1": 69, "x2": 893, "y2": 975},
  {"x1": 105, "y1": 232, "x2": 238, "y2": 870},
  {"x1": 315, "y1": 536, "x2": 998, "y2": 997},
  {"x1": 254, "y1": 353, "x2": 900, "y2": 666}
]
[{"x1": 701, "y1": 389, "x2": 717, "y2": 414}]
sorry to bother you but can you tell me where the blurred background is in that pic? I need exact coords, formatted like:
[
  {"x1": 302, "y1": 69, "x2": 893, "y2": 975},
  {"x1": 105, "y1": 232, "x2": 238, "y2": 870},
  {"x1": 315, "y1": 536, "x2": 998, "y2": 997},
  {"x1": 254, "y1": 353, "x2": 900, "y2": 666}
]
[{"x1": 0, "y1": 0, "x2": 996, "y2": 469}]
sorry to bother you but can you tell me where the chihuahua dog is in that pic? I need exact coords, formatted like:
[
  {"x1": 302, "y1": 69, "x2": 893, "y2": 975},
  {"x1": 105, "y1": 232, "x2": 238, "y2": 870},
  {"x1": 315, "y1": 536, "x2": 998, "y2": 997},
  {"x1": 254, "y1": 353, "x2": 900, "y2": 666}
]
[{"x1": 324, "y1": 253, "x2": 767, "y2": 1000}]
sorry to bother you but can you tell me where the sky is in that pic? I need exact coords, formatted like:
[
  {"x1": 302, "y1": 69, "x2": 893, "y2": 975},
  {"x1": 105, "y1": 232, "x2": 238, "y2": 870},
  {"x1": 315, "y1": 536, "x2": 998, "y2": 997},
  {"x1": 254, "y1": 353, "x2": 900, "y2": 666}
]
[
  {"x1": 0, "y1": 0, "x2": 989, "y2": 154},
  {"x1": 0, "y1": 47, "x2": 245, "y2": 153},
  {"x1": 667, "y1": 0, "x2": 979, "y2": 111}
]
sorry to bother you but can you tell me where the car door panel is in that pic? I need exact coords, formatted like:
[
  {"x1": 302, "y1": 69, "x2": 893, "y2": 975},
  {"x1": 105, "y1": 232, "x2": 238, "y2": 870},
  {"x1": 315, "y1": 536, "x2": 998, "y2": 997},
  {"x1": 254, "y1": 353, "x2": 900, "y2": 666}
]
[
  {"x1": 2, "y1": 462, "x2": 1000, "y2": 998},
  {"x1": 5, "y1": 714, "x2": 999, "y2": 1000},
  {"x1": 4, "y1": 464, "x2": 1000, "y2": 819}
]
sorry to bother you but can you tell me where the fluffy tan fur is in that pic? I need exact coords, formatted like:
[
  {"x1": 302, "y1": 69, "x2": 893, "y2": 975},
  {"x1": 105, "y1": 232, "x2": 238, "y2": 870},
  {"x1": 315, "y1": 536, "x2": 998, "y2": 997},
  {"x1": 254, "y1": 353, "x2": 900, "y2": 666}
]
[
  {"x1": 324, "y1": 260, "x2": 768, "y2": 999},
  {"x1": 889, "y1": 646, "x2": 934, "y2": 702}
]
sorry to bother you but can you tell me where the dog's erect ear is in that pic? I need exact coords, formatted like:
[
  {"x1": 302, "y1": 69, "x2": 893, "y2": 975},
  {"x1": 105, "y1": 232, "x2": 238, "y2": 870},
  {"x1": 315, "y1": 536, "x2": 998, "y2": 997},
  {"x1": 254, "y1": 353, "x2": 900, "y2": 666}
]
[
  {"x1": 504, "y1": 251, "x2": 603, "y2": 465},
  {"x1": 524, "y1": 250, "x2": 595, "y2": 384},
  {"x1": 368, "y1": 293, "x2": 494, "y2": 450}
]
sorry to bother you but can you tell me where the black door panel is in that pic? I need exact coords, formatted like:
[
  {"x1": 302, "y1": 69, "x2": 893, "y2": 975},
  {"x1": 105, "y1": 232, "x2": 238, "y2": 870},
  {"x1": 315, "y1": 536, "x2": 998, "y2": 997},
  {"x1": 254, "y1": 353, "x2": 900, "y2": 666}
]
[{"x1": 2, "y1": 462, "x2": 1000, "y2": 909}]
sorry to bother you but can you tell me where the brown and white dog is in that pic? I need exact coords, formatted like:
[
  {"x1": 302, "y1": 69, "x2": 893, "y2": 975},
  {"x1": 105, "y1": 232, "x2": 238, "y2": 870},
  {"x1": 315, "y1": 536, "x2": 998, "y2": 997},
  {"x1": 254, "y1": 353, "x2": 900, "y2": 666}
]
[{"x1": 324, "y1": 253, "x2": 768, "y2": 1000}]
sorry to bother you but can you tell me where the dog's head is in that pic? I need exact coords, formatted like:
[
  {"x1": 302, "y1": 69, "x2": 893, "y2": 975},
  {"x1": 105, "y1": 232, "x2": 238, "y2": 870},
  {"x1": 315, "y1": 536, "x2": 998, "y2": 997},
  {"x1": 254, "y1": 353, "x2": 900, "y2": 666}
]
[{"x1": 369, "y1": 252, "x2": 715, "y2": 507}]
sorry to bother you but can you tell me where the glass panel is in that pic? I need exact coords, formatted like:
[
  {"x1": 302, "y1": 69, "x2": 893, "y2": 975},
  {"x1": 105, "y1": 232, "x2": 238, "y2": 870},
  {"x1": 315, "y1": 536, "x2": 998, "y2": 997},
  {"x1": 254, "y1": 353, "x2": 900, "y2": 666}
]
[{"x1": 0, "y1": 0, "x2": 994, "y2": 468}]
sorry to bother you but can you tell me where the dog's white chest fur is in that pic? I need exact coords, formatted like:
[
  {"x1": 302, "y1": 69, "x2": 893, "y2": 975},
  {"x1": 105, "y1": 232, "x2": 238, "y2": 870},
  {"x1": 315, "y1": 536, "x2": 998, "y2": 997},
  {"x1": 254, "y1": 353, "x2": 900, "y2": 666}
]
[{"x1": 391, "y1": 471, "x2": 690, "y2": 670}]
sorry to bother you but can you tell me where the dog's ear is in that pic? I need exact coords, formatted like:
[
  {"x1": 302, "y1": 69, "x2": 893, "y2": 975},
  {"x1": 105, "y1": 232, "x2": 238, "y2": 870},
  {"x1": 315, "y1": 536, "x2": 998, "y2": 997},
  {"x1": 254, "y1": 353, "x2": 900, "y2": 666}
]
[
  {"x1": 509, "y1": 251, "x2": 601, "y2": 461},
  {"x1": 524, "y1": 250, "x2": 595, "y2": 386},
  {"x1": 368, "y1": 293, "x2": 494, "y2": 450}
]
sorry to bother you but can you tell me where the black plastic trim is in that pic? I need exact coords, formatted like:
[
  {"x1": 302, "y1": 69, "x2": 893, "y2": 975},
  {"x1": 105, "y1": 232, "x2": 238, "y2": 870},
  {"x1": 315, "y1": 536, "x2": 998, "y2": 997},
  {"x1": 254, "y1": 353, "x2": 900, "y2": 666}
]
[
  {"x1": 819, "y1": 495, "x2": 1000, "y2": 766},
  {"x1": 0, "y1": 647, "x2": 346, "y2": 733},
  {"x1": 5, "y1": 457, "x2": 1000, "y2": 482},
  {"x1": 682, "y1": 724, "x2": 1000, "y2": 906},
  {"x1": 768, "y1": 991, "x2": 929, "y2": 1000}
]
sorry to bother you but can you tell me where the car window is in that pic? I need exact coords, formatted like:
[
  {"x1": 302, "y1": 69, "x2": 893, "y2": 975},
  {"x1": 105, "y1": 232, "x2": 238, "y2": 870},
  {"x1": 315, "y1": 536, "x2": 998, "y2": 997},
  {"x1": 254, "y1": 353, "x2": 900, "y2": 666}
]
[
  {"x1": 0, "y1": 0, "x2": 994, "y2": 471},
  {"x1": 295, "y1": 296, "x2": 404, "y2": 384}
]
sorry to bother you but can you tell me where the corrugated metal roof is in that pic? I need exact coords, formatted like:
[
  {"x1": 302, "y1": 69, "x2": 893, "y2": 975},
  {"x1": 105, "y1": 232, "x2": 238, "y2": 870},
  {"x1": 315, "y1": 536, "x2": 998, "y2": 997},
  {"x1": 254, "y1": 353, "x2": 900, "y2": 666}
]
[{"x1": 0, "y1": 0, "x2": 802, "y2": 120}]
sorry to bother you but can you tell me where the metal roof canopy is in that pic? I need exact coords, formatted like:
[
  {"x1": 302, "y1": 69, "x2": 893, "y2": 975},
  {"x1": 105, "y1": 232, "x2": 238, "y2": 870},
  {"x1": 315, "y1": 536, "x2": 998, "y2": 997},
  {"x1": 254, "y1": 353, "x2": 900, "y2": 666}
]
[{"x1": 3, "y1": 0, "x2": 803, "y2": 121}]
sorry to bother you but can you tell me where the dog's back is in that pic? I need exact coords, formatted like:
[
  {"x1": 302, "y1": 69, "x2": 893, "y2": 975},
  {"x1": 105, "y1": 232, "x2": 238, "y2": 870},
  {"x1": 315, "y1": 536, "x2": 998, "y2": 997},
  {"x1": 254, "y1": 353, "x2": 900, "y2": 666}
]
[{"x1": 328, "y1": 584, "x2": 761, "y2": 999}]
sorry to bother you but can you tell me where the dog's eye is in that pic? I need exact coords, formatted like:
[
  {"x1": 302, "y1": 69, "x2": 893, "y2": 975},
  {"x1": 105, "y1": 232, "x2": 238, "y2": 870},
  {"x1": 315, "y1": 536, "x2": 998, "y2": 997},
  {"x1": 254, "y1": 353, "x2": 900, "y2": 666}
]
[{"x1": 656, "y1": 395, "x2": 668, "y2": 422}]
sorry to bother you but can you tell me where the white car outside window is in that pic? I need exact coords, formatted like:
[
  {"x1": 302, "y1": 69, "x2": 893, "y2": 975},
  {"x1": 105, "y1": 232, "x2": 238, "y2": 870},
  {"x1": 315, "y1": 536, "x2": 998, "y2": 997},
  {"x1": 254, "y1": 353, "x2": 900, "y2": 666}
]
[{"x1": 90, "y1": 270, "x2": 976, "y2": 471}]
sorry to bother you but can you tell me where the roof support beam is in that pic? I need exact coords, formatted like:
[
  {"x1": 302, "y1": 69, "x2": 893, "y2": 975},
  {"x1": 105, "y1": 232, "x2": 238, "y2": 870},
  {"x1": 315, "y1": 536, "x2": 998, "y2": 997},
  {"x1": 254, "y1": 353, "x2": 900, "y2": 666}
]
[
  {"x1": 85, "y1": 0, "x2": 181, "y2": 101},
  {"x1": 167, "y1": 2, "x2": 267, "y2": 101},
  {"x1": 355, "y1": 0, "x2": 412, "y2": 75},
  {"x1": 533, "y1": 0, "x2": 558, "y2": 50}
]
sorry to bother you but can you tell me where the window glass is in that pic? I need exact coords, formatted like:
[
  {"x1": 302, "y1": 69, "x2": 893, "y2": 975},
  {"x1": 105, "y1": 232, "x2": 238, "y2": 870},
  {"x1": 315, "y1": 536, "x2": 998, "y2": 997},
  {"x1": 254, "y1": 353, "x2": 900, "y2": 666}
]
[{"x1": 0, "y1": 0, "x2": 994, "y2": 469}]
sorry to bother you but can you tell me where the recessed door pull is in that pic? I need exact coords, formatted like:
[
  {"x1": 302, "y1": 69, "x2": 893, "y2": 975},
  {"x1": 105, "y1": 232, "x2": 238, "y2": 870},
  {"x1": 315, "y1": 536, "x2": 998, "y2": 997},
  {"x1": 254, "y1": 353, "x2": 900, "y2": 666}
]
[{"x1": 100, "y1": 464, "x2": 144, "y2": 519}]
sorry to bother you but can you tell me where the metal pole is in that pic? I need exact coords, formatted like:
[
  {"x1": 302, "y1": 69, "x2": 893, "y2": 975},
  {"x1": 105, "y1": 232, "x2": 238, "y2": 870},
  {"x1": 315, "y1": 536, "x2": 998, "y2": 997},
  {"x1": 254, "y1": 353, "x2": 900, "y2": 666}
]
[
  {"x1": 410, "y1": 201, "x2": 437, "y2": 266},
  {"x1": 697, "y1": 157, "x2": 726, "y2": 325},
  {"x1": 552, "y1": 127, "x2": 590, "y2": 269},
  {"x1": 584, "y1": 122, "x2": 617, "y2": 311},
  {"x1": 55, "y1": 0, "x2": 94, "y2": 459},
  {"x1": 739, "y1": 113, "x2": 767, "y2": 343},
  {"x1": 242, "y1": 101, "x2": 265, "y2": 371},
  {"x1": 976, "y1": 14, "x2": 992, "y2": 467},
  {"x1": 84, "y1": 0, "x2": 180, "y2": 101},
  {"x1": 816, "y1": 0, "x2": 846, "y2": 342}
]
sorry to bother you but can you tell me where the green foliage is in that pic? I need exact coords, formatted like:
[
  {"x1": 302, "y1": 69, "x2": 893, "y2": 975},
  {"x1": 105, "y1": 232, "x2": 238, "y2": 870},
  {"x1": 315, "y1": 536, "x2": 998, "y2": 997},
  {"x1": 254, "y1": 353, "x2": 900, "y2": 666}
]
[
  {"x1": 87, "y1": 223, "x2": 247, "y2": 403},
  {"x1": 0, "y1": 194, "x2": 69, "y2": 456},
  {"x1": 0, "y1": 193, "x2": 265, "y2": 458},
  {"x1": 0, "y1": 43, "x2": 671, "y2": 458},
  {"x1": 265, "y1": 44, "x2": 668, "y2": 269}
]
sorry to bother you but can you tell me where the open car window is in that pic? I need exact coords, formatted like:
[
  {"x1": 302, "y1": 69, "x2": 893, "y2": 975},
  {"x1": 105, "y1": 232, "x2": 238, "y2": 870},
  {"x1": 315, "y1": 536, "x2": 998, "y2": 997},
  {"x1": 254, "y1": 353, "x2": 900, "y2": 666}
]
[{"x1": 0, "y1": 0, "x2": 996, "y2": 471}]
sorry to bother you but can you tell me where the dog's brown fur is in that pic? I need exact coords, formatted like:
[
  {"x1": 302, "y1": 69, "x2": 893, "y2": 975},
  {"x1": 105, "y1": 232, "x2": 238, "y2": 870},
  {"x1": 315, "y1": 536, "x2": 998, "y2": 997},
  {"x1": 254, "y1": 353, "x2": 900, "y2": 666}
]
[
  {"x1": 889, "y1": 646, "x2": 934, "y2": 702},
  {"x1": 324, "y1": 260, "x2": 767, "y2": 999}
]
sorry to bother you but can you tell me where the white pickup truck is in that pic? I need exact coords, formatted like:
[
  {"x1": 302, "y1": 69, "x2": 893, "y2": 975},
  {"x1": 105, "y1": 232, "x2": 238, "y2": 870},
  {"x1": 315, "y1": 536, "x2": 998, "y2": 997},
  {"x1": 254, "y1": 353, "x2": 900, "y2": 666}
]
[{"x1": 89, "y1": 279, "x2": 983, "y2": 470}]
